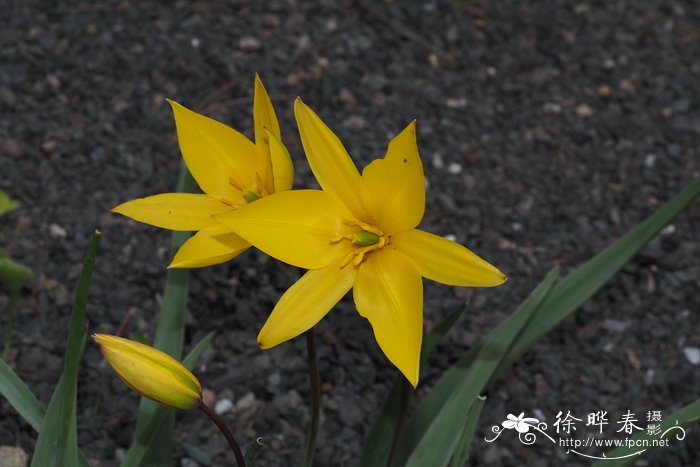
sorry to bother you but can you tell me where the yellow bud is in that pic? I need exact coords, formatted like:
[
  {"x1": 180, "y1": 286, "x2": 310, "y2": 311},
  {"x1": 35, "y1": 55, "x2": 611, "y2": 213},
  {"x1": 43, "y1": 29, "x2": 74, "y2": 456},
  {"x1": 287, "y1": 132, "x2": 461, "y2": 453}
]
[{"x1": 93, "y1": 334, "x2": 202, "y2": 410}]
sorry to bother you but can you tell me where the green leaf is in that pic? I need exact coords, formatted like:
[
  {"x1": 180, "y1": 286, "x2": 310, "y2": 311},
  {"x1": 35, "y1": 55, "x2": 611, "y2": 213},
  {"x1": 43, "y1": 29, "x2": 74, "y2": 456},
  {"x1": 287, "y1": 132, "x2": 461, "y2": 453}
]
[
  {"x1": 130, "y1": 162, "x2": 195, "y2": 467},
  {"x1": 398, "y1": 267, "x2": 559, "y2": 467},
  {"x1": 0, "y1": 190, "x2": 19, "y2": 215},
  {"x1": 0, "y1": 257, "x2": 34, "y2": 294},
  {"x1": 0, "y1": 359, "x2": 91, "y2": 467},
  {"x1": 31, "y1": 231, "x2": 101, "y2": 467},
  {"x1": 448, "y1": 395, "x2": 486, "y2": 467},
  {"x1": 0, "y1": 358, "x2": 45, "y2": 431},
  {"x1": 120, "y1": 330, "x2": 216, "y2": 467},
  {"x1": 359, "y1": 305, "x2": 468, "y2": 467},
  {"x1": 244, "y1": 437, "x2": 265, "y2": 466},
  {"x1": 500, "y1": 177, "x2": 700, "y2": 371},
  {"x1": 395, "y1": 177, "x2": 700, "y2": 466},
  {"x1": 593, "y1": 398, "x2": 700, "y2": 466},
  {"x1": 182, "y1": 330, "x2": 216, "y2": 369}
]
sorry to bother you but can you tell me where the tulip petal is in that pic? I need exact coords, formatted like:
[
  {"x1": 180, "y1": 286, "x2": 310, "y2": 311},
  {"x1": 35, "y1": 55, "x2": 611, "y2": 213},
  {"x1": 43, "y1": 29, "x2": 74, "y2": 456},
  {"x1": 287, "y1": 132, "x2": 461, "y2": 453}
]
[
  {"x1": 267, "y1": 129, "x2": 294, "y2": 193},
  {"x1": 391, "y1": 229, "x2": 507, "y2": 287},
  {"x1": 168, "y1": 100, "x2": 257, "y2": 198},
  {"x1": 258, "y1": 259, "x2": 356, "y2": 348},
  {"x1": 253, "y1": 74, "x2": 281, "y2": 145},
  {"x1": 94, "y1": 334, "x2": 201, "y2": 409},
  {"x1": 359, "y1": 121, "x2": 425, "y2": 233},
  {"x1": 169, "y1": 223, "x2": 250, "y2": 268},
  {"x1": 294, "y1": 99, "x2": 367, "y2": 218},
  {"x1": 215, "y1": 190, "x2": 353, "y2": 269},
  {"x1": 112, "y1": 193, "x2": 229, "y2": 231},
  {"x1": 253, "y1": 75, "x2": 281, "y2": 195},
  {"x1": 353, "y1": 248, "x2": 423, "y2": 387}
]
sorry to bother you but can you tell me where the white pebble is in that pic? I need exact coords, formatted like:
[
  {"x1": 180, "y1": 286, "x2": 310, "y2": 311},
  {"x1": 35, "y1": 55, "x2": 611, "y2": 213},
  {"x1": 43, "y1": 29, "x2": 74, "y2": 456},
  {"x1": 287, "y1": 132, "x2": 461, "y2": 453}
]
[
  {"x1": 644, "y1": 153, "x2": 655, "y2": 168},
  {"x1": 444, "y1": 234, "x2": 457, "y2": 242},
  {"x1": 49, "y1": 223, "x2": 67, "y2": 238},
  {"x1": 214, "y1": 398, "x2": 233, "y2": 415},
  {"x1": 447, "y1": 162, "x2": 463, "y2": 174},
  {"x1": 683, "y1": 347, "x2": 700, "y2": 365}
]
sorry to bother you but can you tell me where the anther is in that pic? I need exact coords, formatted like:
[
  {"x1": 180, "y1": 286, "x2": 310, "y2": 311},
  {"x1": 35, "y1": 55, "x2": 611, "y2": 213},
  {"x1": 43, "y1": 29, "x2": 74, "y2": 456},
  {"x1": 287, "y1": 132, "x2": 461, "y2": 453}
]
[
  {"x1": 220, "y1": 197, "x2": 242, "y2": 209},
  {"x1": 228, "y1": 177, "x2": 245, "y2": 191}
]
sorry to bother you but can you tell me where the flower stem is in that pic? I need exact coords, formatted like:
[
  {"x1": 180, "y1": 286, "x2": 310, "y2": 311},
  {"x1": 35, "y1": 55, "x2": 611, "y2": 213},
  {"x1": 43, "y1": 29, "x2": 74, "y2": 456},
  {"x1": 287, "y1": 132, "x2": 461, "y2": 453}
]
[
  {"x1": 387, "y1": 377, "x2": 411, "y2": 467},
  {"x1": 2, "y1": 293, "x2": 17, "y2": 361},
  {"x1": 302, "y1": 328, "x2": 321, "y2": 467},
  {"x1": 198, "y1": 401, "x2": 246, "y2": 467}
]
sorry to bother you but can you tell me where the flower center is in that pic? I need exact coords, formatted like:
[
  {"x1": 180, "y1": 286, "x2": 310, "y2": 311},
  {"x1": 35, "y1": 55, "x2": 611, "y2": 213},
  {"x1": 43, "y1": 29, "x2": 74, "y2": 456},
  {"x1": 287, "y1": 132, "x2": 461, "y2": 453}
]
[
  {"x1": 221, "y1": 174, "x2": 269, "y2": 207},
  {"x1": 331, "y1": 218, "x2": 388, "y2": 267}
]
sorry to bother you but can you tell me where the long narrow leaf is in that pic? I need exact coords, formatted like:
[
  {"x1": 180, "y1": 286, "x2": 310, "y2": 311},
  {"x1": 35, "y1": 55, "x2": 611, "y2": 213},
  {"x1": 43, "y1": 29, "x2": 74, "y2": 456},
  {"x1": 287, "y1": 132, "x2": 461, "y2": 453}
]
[
  {"x1": 449, "y1": 395, "x2": 486, "y2": 467},
  {"x1": 593, "y1": 398, "x2": 700, "y2": 466},
  {"x1": 0, "y1": 358, "x2": 45, "y2": 431},
  {"x1": 500, "y1": 177, "x2": 700, "y2": 370},
  {"x1": 359, "y1": 305, "x2": 467, "y2": 466},
  {"x1": 0, "y1": 348, "x2": 90, "y2": 467},
  {"x1": 400, "y1": 268, "x2": 559, "y2": 467},
  {"x1": 395, "y1": 178, "x2": 700, "y2": 465},
  {"x1": 131, "y1": 162, "x2": 194, "y2": 467},
  {"x1": 31, "y1": 231, "x2": 101, "y2": 467}
]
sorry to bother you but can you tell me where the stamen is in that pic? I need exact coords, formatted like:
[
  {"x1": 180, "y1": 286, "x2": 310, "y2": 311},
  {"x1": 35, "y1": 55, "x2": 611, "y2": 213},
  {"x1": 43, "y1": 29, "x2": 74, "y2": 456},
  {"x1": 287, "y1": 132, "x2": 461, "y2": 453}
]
[
  {"x1": 220, "y1": 197, "x2": 242, "y2": 209},
  {"x1": 228, "y1": 177, "x2": 245, "y2": 191},
  {"x1": 342, "y1": 218, "x2": 384, "y2": 237},
  {"x1": 330, "y1": 234, "x2": 354, "y2": 244},
  {"x1": 255, "y1": 173, "x2": 270, "y2": 197}
]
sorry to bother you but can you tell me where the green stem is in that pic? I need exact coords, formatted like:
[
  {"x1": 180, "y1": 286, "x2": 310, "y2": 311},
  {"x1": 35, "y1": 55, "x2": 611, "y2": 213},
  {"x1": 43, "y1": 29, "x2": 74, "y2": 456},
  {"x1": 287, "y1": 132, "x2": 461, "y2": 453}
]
[
  {"x1": 2, "y1": 292, "x2": 17, "y2": 361},
  {"x1": 199, "y1": 401, "x2": 246, "y2": 467},
  {"x1": 302, "y1": 328, "x2": 321, "y2": 467},
  {"x1": 388, "y1": 377, "x2": 411, "y2": 467}
]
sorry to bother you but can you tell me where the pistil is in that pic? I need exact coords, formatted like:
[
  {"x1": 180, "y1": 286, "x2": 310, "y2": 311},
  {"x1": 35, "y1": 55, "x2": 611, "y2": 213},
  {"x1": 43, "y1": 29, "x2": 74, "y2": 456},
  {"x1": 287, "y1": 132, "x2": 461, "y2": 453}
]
[{"x1": 330, "y1": 218, "x2": 389, "y2": 267}]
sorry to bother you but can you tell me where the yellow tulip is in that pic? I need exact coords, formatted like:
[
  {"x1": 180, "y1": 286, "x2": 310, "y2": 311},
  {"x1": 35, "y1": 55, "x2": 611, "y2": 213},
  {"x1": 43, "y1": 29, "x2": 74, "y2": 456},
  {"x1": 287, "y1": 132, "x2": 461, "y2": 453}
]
[
  {"x1": 216, "y1": 98, "x2": 507, "y2": 387},
  {"x1": 112, "y1": 74, "x2": 294, "y2": 268},
  {"x1": 93, "y1": 334, "x2": 201, "y2": 410}
]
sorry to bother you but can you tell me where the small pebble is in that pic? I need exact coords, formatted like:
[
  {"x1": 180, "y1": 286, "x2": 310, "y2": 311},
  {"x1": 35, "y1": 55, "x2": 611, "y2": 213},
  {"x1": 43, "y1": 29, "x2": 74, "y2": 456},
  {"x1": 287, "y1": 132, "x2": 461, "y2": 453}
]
[
  {"x1": 447, "y1": 162, "x2": 463, "y2": 174},
  {"x1": 644, "y1": 154, "x2": 655, "y2": 168},
  {"x1": 238, "y1": 36, "x2": 261, "y2": 50},
  {"x1": 683, "y1": 347, "x2": 700, "y2": 365},
  {"x1": 575, "y1": 103, "x2": 594, "y2": 117},
  {"x1": 431, "y1": 153, "x2": 444, "y2": 169},
  {"x1": 0, "y1": 446, "x2": 29, "y2": 467},
  {"x1": 597, "y1": 85, "x2": 613, "y2": 97},
  {"x1": 214, "y1": 398, "x2": 233, "y2": 415},
  {"x1": 543, "y1": 102, "x2": 562, "y2": 114},
  {"x1": 201, "y1": 388, "x2": 216, "y2": 407},
  {"x1": 49, "y1": 223, "x2": 67, "y2": 238},
  {"x1": 444, "y1": 234, "x2": 457, "y2": 242},
  {"x1": 289, "y1": 390, "x2": 302, "y2": 409},
  {"x1": 236, "y1": 392, "x2": 256, "y2": 410}
]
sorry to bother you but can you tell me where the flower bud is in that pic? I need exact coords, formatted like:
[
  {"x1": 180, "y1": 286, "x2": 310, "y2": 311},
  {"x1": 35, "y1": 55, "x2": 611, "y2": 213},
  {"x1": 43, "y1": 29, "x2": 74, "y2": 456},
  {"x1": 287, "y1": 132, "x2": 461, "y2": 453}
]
[{"x1": 93, "y1": 334, "x2": 202, "y2": 410}]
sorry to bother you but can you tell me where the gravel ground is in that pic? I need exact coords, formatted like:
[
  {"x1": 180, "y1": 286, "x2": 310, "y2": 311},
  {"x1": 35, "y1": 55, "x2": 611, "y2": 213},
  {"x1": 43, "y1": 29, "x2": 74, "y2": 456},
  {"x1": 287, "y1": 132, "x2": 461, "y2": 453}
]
[{"x1": 1, "y1": 1, "x2": 699, "y2": 466}]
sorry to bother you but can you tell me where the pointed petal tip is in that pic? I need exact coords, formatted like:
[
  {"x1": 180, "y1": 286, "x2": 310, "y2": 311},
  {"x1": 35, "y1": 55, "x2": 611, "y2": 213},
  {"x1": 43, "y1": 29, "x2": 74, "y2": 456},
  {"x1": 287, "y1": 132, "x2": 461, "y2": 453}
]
[{"x1": 257, "y1": 335, "x2": 275, "y2": 350}]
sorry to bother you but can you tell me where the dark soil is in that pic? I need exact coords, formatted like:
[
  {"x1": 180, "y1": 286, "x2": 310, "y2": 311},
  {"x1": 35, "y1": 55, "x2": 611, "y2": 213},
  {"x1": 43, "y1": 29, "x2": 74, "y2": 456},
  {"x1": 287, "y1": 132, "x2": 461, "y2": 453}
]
[{"x1": 1, "y1": 1, "x2": 699, "y2": 466}]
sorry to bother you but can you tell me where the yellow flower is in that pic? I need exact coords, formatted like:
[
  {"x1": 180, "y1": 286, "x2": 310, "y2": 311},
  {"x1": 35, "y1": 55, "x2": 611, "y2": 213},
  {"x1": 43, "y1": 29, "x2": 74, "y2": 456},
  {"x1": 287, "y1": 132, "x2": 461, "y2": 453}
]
[
  {"x1": 216, "y1": 99, "x2": 506, "y2": 386},
  {"x1": 93, "y1": 334, "x2": 201, "y2": 409},
  {"x1": 112, "y1": 75, "x2": 294, "y2": 268}
]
